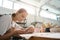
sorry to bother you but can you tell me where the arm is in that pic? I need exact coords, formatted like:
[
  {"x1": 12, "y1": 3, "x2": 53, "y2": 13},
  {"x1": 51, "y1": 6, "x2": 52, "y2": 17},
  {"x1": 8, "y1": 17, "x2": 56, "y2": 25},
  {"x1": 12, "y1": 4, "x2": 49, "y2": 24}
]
[
  {"x1": 25, "y1": 27, "x2": 34, "y2": 34},
  {"x1": 0, "y1": 27, "x2": 25, "y2": 40},
  {"x1": 0, "y1": 31, "x2": 14, "y2": 40},
  {"x1": 0, "y1": 27, "x2": 16, "y2": 40}
]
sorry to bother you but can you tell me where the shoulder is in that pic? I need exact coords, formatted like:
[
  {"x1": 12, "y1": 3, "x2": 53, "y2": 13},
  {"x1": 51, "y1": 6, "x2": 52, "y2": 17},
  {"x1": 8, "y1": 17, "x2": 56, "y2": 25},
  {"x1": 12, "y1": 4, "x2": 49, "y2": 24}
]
[
  {"x1": 0, "y1": 14, "x2": 12, "y2": 21},
  {"x1": 0, "y1": 15, "x2": 12, "y2": 35}
]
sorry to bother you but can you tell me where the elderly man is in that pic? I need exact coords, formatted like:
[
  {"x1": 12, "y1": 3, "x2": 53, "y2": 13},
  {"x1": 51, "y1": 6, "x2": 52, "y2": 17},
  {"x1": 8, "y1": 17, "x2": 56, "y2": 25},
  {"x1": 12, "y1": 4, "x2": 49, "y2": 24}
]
[{"x1": 0, "y1": 8, "x2": 34, "y2": 40}]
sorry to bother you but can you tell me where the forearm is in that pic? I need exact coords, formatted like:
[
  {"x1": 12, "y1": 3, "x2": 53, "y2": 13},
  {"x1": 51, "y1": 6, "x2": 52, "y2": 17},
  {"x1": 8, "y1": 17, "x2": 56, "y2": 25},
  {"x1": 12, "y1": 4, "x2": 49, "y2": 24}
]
[{"x1": 1, "y1": 31, "x2": 14, "y2": 40}]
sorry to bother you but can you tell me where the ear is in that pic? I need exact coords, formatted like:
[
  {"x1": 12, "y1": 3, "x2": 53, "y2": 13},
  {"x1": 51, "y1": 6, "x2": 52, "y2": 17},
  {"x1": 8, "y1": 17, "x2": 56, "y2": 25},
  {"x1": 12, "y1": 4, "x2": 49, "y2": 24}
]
[{"x1": 12, "y1": 13, "x2": 16, "y2": 17}]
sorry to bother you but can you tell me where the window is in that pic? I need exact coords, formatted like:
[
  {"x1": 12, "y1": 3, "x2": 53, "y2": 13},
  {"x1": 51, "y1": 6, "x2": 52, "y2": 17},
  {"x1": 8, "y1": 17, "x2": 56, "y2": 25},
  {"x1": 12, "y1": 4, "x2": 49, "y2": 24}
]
[
  {"x1": 14, "y1": 2, "x2": 35, "y2": 15},
  {"x1": 0, "y1": 0, "x2": 2, "y2": 6},
  {"x1": 14, "y1": 3, "x2": 21, "y2": 10},
  {"x1": 35, "y1": 7, "x2": 40, "y2": 16},
  {"x1": 3, "y1": 0, "x2": 13, "y2": 9},
  {"x1": 40, "y1": 10, "x2": 57, "y2": 20}
]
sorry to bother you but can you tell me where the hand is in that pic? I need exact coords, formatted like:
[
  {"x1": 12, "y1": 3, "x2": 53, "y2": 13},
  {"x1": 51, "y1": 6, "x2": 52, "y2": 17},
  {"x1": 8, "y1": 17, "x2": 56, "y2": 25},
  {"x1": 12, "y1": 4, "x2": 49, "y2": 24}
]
[
  {"x1": 8, "y1": 27, "x2": 25, "y2": 35},
  {"x1": 25, "y1": 27, "x2": 34, "y2": 34},
  {"x1": 5, "y1": 27, "x2": 23, "y2": 35},
  {"x1": 14, "y1": 29, "x2": 25, "y2": 35},
  {"x1": 4, "y1": 27, "x2": 15, "y2": 34}
]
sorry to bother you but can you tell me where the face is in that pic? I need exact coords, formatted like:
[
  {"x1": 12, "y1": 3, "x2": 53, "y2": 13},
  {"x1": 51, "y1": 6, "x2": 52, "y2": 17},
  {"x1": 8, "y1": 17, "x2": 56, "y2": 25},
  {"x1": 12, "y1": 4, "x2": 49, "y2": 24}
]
[{"x1": 16, "y1": 12, "x2": 27, "y2": 21}]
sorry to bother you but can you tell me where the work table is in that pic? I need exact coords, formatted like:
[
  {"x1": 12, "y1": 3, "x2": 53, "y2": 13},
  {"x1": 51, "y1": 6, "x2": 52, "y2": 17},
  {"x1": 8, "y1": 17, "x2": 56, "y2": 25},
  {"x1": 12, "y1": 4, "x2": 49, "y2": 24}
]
[{"x1": 20, "y1": 33, "x2": 60, "y2": 40}]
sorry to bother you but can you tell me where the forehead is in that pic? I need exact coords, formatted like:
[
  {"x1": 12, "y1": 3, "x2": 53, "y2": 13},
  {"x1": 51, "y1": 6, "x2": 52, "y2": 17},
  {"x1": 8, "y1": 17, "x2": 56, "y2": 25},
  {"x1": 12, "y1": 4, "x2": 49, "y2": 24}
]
[{"x1": 17, "y1": 12, "x2": 28, "y2": 16}]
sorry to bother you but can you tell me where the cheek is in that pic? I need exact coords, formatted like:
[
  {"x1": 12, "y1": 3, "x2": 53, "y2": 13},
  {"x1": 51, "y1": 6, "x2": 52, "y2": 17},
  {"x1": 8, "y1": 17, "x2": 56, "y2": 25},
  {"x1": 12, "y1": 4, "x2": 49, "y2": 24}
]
[
  {"x1": 17, "y1": 17, "x2": 23, "y2": 21},
  {"x1": 20, "y1": 18, "x2": 24, "y2": 21},
  {"x1": 17, "y1": 16, "x2": 25, "y2": 21},
  {"x1": 16, "y1": 16, "x2": 20, "y2": 21}
]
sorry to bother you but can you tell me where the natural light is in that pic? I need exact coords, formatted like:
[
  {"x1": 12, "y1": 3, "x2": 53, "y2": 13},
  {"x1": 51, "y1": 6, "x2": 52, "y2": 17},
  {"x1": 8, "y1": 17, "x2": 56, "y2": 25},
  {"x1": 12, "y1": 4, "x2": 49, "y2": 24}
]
[
  {"x1": 40, "y1": 10, "x2": 57, "y2": 20},
  {"x1": 3, "y1": 0, "x2": 13, "y2": 9},
  {"x1": 0, "y1": 0, "x2": 2, "y2": 6},
  {"x1": 14, "y1": 2, "x2": 35, "y2": 15},
  {"x1": 0, "y1": 0, "x2": 36, "y2": 15}
]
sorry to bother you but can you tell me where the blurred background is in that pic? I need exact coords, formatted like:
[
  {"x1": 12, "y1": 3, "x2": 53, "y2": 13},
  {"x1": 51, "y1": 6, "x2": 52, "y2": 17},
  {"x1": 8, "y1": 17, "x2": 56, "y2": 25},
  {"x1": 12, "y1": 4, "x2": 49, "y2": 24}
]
[{"x1": 0, "y1": 0, "x2": 60, "y2": 27}]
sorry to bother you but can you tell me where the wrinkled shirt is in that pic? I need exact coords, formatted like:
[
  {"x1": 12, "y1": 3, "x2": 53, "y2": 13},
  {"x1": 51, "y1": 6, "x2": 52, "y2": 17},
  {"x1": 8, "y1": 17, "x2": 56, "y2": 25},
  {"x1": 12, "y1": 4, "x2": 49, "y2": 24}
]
[{"x1": 0, "y1": 15, "x2": 11, "y2": 35}]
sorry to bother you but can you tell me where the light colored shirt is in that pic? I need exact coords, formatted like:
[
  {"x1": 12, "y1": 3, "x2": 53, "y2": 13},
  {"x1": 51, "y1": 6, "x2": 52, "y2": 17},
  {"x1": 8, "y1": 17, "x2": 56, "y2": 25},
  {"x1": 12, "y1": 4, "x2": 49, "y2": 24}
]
[
  {"x1": 12, "y1": 21, "x2": 23, "y2": 30},
  {"x1": 11, "y1": 21, "x2": 35, "y2": 31},
  {"x1": 0, "y1": 15, "x2": 11, "y2": 35}
]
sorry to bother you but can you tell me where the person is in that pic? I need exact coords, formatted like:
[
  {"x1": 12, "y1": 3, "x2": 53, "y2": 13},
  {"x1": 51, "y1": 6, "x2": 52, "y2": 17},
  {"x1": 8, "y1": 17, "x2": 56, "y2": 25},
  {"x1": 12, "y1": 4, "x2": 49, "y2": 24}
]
[
  {"x1": 0, "y1": 14, "x2": 14, "y2": 40},
  {"x1": 0, "y1": 8, "x2": 34, "y2": 40},
  {"x1": 12, "y1": 8, "x2": 34, "y2": 34}
]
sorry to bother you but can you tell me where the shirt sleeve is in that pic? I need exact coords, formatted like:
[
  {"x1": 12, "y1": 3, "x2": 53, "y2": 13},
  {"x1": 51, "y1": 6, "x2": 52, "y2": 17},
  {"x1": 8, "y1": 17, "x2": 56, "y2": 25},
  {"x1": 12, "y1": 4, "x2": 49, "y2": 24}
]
[{"x1": 0, "y1": 15, "x2": 12, "y2": 35}]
